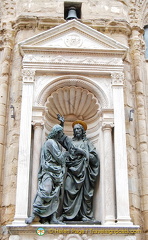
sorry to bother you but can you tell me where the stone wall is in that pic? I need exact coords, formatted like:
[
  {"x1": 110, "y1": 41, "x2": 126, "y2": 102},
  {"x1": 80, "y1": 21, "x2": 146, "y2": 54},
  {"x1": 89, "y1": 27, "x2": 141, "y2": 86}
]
[{"x1": 0, "y1": 0, "x2": 148, "y2": 240}]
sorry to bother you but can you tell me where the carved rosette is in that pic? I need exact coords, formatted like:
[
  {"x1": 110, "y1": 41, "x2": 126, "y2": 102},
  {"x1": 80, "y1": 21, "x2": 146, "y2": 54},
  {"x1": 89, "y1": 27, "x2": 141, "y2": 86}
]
[
  {"x1": 22, "y1": 69, "x2": 35, "y2": 83},
  {"x1": 111, "y1": 72, "x2": 124, "y2": 86}
]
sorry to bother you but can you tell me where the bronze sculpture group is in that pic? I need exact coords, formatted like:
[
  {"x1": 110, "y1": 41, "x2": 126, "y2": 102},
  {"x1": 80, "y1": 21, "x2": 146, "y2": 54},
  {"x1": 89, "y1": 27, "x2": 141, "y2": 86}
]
[{"x1": 25, "y1": 115, "x2": 100, "y2": 225}]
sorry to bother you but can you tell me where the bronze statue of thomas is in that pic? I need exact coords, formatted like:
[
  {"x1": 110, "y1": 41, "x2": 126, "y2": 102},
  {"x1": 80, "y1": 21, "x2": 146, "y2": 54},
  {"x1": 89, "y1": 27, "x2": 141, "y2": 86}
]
[
  {"x1": 57, "y1": 115, "x2": 100, "y2": 222},
  {"x1": 25, "y1": 124, "x2": 67, "y2": 224}
]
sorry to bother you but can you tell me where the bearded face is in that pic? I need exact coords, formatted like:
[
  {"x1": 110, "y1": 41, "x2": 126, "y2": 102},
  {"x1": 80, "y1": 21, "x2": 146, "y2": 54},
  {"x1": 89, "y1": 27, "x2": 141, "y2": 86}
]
[{"x1": 73, "y1": 124, "x2": 83, "y2": 139}]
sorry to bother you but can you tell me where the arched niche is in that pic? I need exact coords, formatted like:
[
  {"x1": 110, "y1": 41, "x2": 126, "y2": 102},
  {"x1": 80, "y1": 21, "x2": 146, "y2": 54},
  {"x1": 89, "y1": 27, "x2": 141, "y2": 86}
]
[
  {"x1": 30, "y1": 75, "x2": 110, "y2": 223},
  {"x1": 33, "y1": 75, "x2": 110, "y2": 139}
]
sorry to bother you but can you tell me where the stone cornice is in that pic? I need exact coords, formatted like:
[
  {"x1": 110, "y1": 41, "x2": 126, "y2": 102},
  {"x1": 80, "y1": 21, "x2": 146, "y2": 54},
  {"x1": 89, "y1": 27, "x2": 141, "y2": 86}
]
[
  {"x1": 83, "y1": 20, "x2": 131, "y2": 37},
  {"x1": 13, "y1": 16, "x2": 66, "y2": 31},
  {"x1": 12, "y1": 16, "x2": 131, "y2": 36}
]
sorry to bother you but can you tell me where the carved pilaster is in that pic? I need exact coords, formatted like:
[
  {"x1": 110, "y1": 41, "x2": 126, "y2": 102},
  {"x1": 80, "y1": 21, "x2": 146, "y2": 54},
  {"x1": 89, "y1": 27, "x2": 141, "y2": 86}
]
[
  {"x1": 14, "y1": 69, "x2": 36, "y2": 223},
  {"x1": 112, "y1": 73, "x2": 132, "y2": 224},
  {"x1": 0, "y1": 25, "x2": 15, "y2": 205}
]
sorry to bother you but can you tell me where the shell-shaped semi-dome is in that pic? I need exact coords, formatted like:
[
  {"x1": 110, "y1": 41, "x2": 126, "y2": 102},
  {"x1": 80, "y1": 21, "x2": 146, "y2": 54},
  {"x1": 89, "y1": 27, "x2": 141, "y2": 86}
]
[{"x1": 45, "y1": 86, "x2": 100, "y2": 121}]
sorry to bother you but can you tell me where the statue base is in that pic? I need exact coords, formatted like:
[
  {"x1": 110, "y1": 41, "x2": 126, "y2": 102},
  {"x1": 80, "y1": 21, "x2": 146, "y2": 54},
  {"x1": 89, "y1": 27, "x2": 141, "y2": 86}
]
[{"x1": 64, "y1": 220, "x2": 101, "y2": 225}]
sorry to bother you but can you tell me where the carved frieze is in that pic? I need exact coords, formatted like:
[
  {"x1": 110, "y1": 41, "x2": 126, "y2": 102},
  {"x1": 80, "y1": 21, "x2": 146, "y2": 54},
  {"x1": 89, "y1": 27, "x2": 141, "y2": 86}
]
[{"x1": 23, "y1": 52, "x2": 123, "y2": 66}]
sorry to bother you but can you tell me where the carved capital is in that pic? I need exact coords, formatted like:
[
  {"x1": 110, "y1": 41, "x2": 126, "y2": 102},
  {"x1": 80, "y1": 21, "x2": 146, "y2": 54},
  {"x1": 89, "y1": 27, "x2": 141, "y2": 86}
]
[
  {"x1": 102, "y1": 122, "x2": 114, "y2": 130},
  {"x1": 32, "y1": 120, "x2": 44, "y2": 129},
  {"x1": 111, "y1": 72, "x2": 124, "y2": 86},
  {"x1": 22, "y1": 69, "x2": 35, "y2": 83}
]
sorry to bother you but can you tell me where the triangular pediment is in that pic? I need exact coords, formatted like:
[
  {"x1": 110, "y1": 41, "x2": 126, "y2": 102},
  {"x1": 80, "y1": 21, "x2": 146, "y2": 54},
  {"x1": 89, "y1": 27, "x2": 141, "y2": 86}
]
[{"x1": 19, "y1": 20, "x2": 128, "y2": 51}]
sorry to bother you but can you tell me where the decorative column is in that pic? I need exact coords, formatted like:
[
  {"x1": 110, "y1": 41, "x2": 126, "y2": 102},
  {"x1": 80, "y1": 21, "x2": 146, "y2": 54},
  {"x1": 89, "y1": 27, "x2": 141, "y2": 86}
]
[
  {"x1": 111, "y1": 72, "x2": 132, "y2": 225},
  {"x1": 129, "y1": 27, "x2": 148, "y2": 236},
  {"x1": 102, "y1": 122, "x2": 115, "y2": 225},
  {"x1": 13, "y1": 69, "x2": 35, "y2": 224},
  {"x1": 0, "y1": 27, "x2": 14, "y2": 200},
  {"x1": 30, "y1": 120, "x2": 44, "y2": 211}
]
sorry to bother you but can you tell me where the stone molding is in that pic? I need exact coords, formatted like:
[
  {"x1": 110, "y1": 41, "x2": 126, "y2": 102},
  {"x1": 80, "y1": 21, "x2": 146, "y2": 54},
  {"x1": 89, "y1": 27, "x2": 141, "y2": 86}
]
[
  {"x1": 36, "y1": 76, "x2": 110, "y2": 110},
  {"x1": 13, "y1": 16, "x2": 131, "y2": 36},
  {"x1": 13, "y1": 16, "x2": 65, "y2": 31},
  {"x1": 19, "y1": 19, "x2": 128, "y2": 51}
]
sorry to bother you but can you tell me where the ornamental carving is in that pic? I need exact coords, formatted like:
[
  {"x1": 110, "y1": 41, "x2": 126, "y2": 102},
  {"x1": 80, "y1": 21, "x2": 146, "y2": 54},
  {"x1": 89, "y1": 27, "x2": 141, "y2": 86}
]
[
  {"x1": 129, "y1": 38, "x2": 145, "y2": 53},
  {"x1": 64, "y1": 34, "x2": 83, "y2": 47},
  {"x1": 23, "y1": 53, "x2": 122, "y2": 66},
  {"x1": 22, "y1": 69, "x2": 35, "y2": 83},
  {"x1": 1, "y1": 0, "x2": 16, "y2": 17},
  {"x1": 111, "y1": 72, "x2": 124, "y2": 85},
  {"x1": 129, "y1": 0, "x2": 145, "y2": 27}
]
